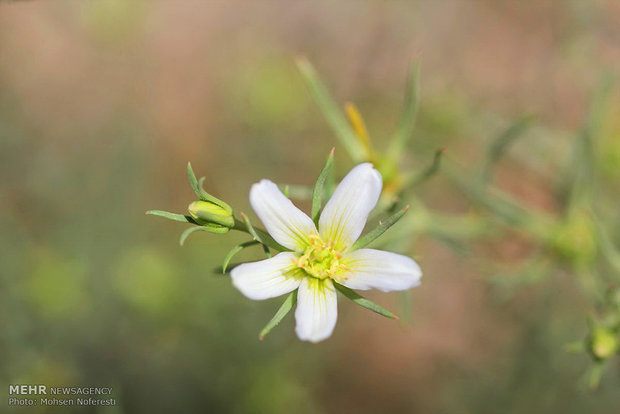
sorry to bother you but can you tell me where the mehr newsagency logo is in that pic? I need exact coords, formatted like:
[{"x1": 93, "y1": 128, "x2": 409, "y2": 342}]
[{"x1": 8, "y1": 384, "x2": 116, "y2": 407}]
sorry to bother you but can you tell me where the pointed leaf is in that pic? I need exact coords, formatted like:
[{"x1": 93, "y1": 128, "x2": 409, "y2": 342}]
[
  {"x1": 146, "y1": 210, "x2": 194, "y2": 223},
  {"x1": 187, "y1": 162, "x2": 233, "y2": 213},
  {"x1": 405, "y1": 147, "x2": 445, "y2": 189},
  {"x1": 259, "y1": 290, "x2": 297, "y2": 340},
  {"x1": 479, "y1": 115, "x2": 533, "y2": 185},
  {"x1": 351, "y1": 206, "x2": 409, "y2": 251},
  {"x1": 240, "y1": 213, "x2": 272, "y2": 257},
  {"x1": 179, "y1": 225, "x2": 227, "y2": 246},
  {"x1": 311, "y1": 148, "x2": 335, "y2": 225},
  {"x1": 296, "y1": 57, "x2": 366, "y2": 162},
  {"x1": 566, "y1": 75, "x2": 614, "y2": 213},
  {"x1": 388, "y1": 62, "x2": 419, "y2": 159},
  {"x1": 595, "y1": 218, "x2": 620, "y2": 275},
  {"x1": 277, "y1": 184, "x2": 314, "y2": 200},
  {"x1": 222, "y1": 240, "x2": 260, "y2": 273},
  {"x1": 334, "y1": 283, "x2": 398, "y2": 319}
]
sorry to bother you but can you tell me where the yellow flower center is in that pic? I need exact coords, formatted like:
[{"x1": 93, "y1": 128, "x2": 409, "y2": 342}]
[{"x1": 296, "y1": 234, "x2": 348, "y2": 280}]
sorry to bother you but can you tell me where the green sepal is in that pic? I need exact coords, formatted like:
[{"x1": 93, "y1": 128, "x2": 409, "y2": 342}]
[
  {"x1": 180, "y1": 225, "x2": 228, "y2": 246},
  {"x1": 296, "y1": 57, "x2": 366, "y2": 163},
  {"x1": 311, "y1": 148, "x2": 335, "y2": 225},
  {"x1": 146, "y1": 210, "x2": 195, "y2": 223},
  {"x1": 350, "y1": 206, "x2": 409, "y2": 251},
  {"x1": 334, "y1": 283, "x2": 398, "y2": 319},
  {"x1": 188, "y1": 200, "x2": 235, "y2": 228},
  {"x1": 259, "y1": 290, "x2": 298, "y2": 340},
  {"x1": 222, "y1": 240, "x2": 260, "y2": 273},
  {"x1": 187, "y1": 162, "x2": 233, "y2": 213},
  {"x1": 387, "y1": 62, "x2": 419, "y2": 159}
]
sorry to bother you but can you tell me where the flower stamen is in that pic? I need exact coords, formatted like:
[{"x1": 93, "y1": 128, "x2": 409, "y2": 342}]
[{"x1": 296, "y1": 234, "x2": 348, "y2": 281}]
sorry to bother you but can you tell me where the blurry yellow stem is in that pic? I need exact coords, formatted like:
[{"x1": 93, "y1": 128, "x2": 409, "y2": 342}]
[{"x1": 345, "y1": 102, "x2": 375, "y2": 162}]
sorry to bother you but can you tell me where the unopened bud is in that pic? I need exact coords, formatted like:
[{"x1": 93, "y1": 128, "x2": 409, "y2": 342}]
[
  {"x1": 188, "y1": 201, "x2": 235, "y2": 229},
  {"x1": 549, "y1": 212, "x2": 597, "y2": 265},
  {"x1": 589, "y1": 326, "x2": 619, "y2": 360}
]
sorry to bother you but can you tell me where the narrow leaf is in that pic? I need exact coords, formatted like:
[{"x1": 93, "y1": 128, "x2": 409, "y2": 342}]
[
  {"x1": 187, "y1": 162, "x2": 233, "y2": 213},
  {"x1": 405, "y1": 147, "x2": 445, "y2": 188},
  {"x1": 215, "y1": 262, "x2": 243, "y2": 275},
  {"x1": 296, "y1": 56, "x2": 366, "y2": 162},
  {"x1": 146, "y1": 210, "x2": 194, "y2": 223},
  {"x1": 351, "y1": 206, "x2": 409, "y2": 250},
  {"x1": 479, "y1": 115, "x2": 533, "y2": 185},
  {"x1": 388, "y1": 62, "x2": 419, "y2": 159},
  {"x1": 595, "y1": 218, "x2": 620, "y2": 275},
  {"x1": 259, "y1": 291, "x2": 297, "y2": 340},
  {"x1": 334, "y1": 283, "x2": 398, "y2": 319},
  {"x1": 240, "y1": 213, "x2": 272, "y2": 257},
  {"x1": 232, "y1": 217, "x2": 288, "y2": 252},
  {"x1": 278, "y1": 184, "x2": 314, "y2": 200},
  {"x1": 179, "y1": 225, "x2": 227, "y2": 246},
  {"x1": 222, "y1": 240, "x2": 260, "y2": 273},
  {"x1": 187, "y1": 162, "x2": 201, "y2": 199},
  {"x1": 311, "y1": 148, "x2": 335, "y2": 225},
  {"x1": 566, "y1": 75, "x2": 614, "y2": 213}
]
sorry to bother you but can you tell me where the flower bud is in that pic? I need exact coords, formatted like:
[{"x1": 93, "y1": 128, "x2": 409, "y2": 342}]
[
  {"x1": 589, "y1": 326, "x2": 619, "y2": 360},
  {"x1": 188, "y1": 200, "x2": 235, "y2": 229},
  {"x1": 549, "y1": 212, "x2": 597, "y2": 265}
]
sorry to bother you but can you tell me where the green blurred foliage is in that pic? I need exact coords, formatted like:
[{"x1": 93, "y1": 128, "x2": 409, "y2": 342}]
[{"x1": 0, "y1": 1, "x2": 619, "y2": 413}]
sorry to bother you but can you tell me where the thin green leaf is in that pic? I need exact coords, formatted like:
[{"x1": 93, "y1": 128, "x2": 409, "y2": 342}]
[
  {"x1": 311, "y1": 148, "x2": 335, "y2": 225},
  {"x1": 187, "y1": 162, "x2": 201, "y2": 198},
  {"x1": 259, "y1": 291, "x2": 297, "y2": 340},
  {"x1": 232, "y1": 217, "x2": 288, "y2": 252},
  {"x1": 587, "y1": 361, "x2": 605, "y2": 390},
  {"x1": 478, "y1": 116, "x2": 533, "y2": 185},
  {"x1": 187, "y1": 162, "x2": 233, "y2": 213},
  {"x1": 595, "y1": 218, "x2": 620, "y2": 276},
  {"x1": 240, "y1": 214, "x2": 272, "y2": 257},
  {"x1": 296, "y1": 57, "x2": 366, "y2": 162},
  {"x1": 351, "y1": 206, "x2": 409, "y2": 251},
  {"x1": 388, "y1": 62, "x2": 419, "y2": 159},
  {"x1": 448, "y1": 167, "x2": 543, "y2": 231},
  {"x1": 405, "y1": 148, "x2": 445, "y2": 188},
  {"x1": 146, "y1": 210, "x2": 194, "y2": 223},
  {"x1": 277, "y1": 184, "x2": 314, "y2": 200},
  {"x1": 334, "y1": 283, "x2": 398, "y2": 319},
  {"x1": 222, "y1": 241, "x2": 260, "y2": 273},
  {"x1": 179, "y1": 225, "x2": 227, "y2": 246},
  {"x1": 215, "y1": 262, "x2": 242, "y2": 275},
  {"x1": 566, "y1": 75, "x2": 614, "y2": 213}
]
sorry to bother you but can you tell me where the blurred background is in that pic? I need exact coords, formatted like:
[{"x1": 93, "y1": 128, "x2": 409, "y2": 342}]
[{"x1": 1, "y1": 1, "x2": 619, "y2": 413}]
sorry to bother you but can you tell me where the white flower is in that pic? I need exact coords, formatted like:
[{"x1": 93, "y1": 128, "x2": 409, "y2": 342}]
[{"x1": 231, "y1": 163, "x2": 422, "y2": 343}]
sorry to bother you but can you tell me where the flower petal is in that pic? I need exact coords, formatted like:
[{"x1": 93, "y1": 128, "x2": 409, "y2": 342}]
[
  {"x1": 295, "y1": 277, "x2": 338, "y2": 343},
  {"x1": 339, "y1": 249, "x2": 421, "y2": 292},
  {"x1": 231, "y1": 252, "x2": 304, "y2": 300},
  {"x1": 319, "y1": 163, "x2": 382, "y2": 251},
  {"x1": 250, "y1": 179, "x2": 317, "y2": 252}
]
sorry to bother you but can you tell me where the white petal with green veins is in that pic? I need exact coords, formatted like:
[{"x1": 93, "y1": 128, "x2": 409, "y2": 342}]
[
  {"x1": 250, "y1": 179, "x2": 317, "y2": 252},
  {"x1": 231, "y1": 253, "x2": 304, "y2": 300},
  {"x1": 319, "y1": 163, "x2": 382, "y2": 251},
  {"x1": 295, "y1": 277, "x2": 338, "y2": 343},
  {"x1": 340, "y1": 249, "x2": 421, "y2": 292}
]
